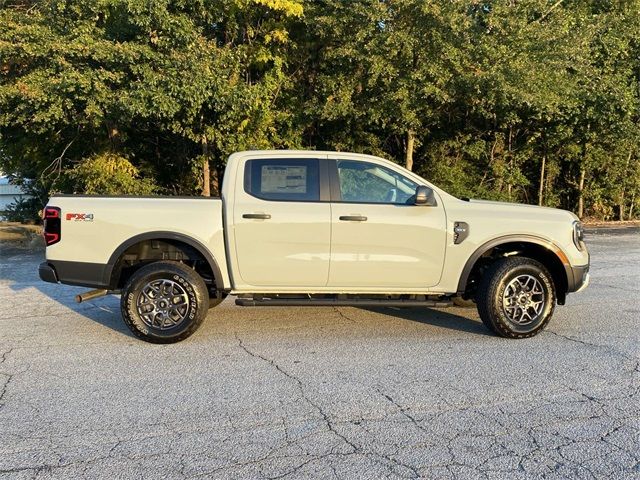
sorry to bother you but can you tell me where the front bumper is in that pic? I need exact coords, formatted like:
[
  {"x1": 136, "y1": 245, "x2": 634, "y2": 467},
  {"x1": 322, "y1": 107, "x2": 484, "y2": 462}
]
[
  {"x1": 567, "y1": 263, "x2": 590, "y2": 293},
  {"x1": 575, "y1": 272, "x2": 590, "y2": 293}
]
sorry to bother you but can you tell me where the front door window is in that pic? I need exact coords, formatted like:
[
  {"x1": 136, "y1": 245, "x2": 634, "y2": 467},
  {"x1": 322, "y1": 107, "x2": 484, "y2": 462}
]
[{"x1": 337, "y1": 160, "x2": 418, "y2": 204}]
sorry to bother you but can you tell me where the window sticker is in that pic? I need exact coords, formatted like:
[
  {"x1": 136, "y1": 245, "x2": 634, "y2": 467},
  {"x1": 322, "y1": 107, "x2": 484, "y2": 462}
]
[{"x1": 261, "y1": 166, "x2": 307, "y2": 194}]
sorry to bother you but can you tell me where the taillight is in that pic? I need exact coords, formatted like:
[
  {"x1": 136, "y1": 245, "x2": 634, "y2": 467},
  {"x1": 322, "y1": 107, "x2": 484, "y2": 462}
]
[
  {"x1": 43, "y1": 206, "x2": 61, "y2": 246},
  {"x1": 44, "y1": 207, "x2": 59, "y2": 219}
]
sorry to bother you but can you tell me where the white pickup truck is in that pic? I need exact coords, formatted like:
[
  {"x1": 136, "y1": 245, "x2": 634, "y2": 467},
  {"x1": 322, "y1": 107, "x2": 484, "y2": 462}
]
[{"x1": 39, "y1": 150, "x2": 589, "y2": 343}]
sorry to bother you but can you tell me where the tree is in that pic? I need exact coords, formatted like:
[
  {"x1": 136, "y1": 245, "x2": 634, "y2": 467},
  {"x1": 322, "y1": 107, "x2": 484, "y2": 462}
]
[
  {"x1": 0, "y1": 0, "x2": 304, "y2": 200},
  {"x1": 1, "y1": 0, "x2": 639, "y2": 221}
]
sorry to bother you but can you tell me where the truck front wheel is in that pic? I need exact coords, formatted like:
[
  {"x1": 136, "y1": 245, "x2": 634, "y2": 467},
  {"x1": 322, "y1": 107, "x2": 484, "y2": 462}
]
[
  {"x1": 121, "y1": 261, "x2": 209, "y2": 343},
  {"x1": 476, "y1": 257, "x2": 555, "y2": 338}
]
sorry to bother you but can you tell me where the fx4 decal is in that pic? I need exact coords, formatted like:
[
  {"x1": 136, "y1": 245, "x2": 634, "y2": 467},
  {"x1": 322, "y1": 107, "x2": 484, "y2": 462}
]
[{"x1": 66, "y1": 213, "x2": 94, "y2": 221}]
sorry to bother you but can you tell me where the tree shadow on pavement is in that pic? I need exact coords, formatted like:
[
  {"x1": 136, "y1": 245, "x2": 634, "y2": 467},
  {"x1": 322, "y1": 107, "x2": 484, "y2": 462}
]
[{"x1": 361, "y1": 306, "x2": 491, "y2": 336}]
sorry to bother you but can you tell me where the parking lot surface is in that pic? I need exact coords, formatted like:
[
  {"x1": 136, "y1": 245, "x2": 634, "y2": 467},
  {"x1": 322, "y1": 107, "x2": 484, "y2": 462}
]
[{"x1": 0, "y1": 229, "x2": 639, "y2": 479}]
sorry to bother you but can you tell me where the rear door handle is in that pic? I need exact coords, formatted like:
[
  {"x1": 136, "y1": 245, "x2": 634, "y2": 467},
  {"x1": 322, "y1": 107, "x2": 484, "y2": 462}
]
[
  {"x1": 339, "y1": 215, "x2": 367, "y2": 222},
  {"x1": 243, "y1": 213, "x2": 271, "y2": 219}
]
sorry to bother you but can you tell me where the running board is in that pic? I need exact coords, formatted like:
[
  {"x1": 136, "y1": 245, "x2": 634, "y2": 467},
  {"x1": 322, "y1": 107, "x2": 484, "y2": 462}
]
[{"x1": 235, "y1": 297, "x2": 452, "y2": 308}]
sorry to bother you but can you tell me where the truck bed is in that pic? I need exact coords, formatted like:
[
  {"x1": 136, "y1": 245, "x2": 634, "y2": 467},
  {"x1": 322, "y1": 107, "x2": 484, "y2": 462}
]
[{"x1": 44, "y1": 195, "x2": 230, "y2": 288}]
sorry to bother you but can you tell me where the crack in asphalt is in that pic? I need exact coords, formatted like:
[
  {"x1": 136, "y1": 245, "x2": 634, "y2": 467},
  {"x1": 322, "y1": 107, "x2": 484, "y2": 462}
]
[
  {"x1": 0, "y1": 348, "x2": 15, "y2": 410},
  {"x1": 597, "y1": 283, "x2": 639, "y2": 294},
  {"x1": 372, "y1": 380, "x2": 638, "y2": 479},
  {"x1": 0, "y1": 365, "x2": 32, "y2": 412},
  {"x1": 375, "y1": 387, "x2": 430, "y2": 435},
  {"x1": 2, "y1": 401, "x2": 637, "y2": 478},
  {"x1": 0, "y1": 348, "x2": 13, "y2": 364},
  {"x1": 332, "y1": 307, "x2": 357, "y2": 324},
  {"x1": 545, "y1": 330, "x2": 640, "y2": 373},
  {"x1": 0, "y1": 372, "x2": 13, "y2": 410},
  {"x1": 234, "y1": 334, "x2": 426, "y2": 479},
  {"x1": 0, "y1": 443, "x2": 171, "y2": 477},
  {"x1": 235, "y1": 333, "x2": 357, "y2": 455}
]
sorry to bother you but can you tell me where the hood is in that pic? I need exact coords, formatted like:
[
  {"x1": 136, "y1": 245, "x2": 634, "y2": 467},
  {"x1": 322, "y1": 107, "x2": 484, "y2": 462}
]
[{"x1": 467, "y1": 199, "x2": 579, "y2": 221}]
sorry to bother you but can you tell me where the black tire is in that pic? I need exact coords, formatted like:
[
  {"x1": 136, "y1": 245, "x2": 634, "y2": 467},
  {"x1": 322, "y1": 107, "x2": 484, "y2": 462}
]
[
  {"x1": 121, "y1": 261, "x2": 209, "y2": 343},
  {"x1": 476, "y1": 256, "x2": 555, "y2": 339}
]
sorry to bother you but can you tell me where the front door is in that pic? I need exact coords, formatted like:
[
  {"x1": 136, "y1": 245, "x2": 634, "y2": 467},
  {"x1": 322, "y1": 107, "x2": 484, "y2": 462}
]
[
  {"x1": 328, "y1": 159, "x2": 447, "y2": 289},
  {"x1": 233, "y1": 157, "x2": 331, "y2": 287}
]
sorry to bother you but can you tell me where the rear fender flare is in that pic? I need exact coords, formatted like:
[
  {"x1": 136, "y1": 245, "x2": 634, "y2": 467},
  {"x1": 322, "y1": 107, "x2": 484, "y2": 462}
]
[{"x1": 105, "y1": 231, "x2": 224, "y2": 290}]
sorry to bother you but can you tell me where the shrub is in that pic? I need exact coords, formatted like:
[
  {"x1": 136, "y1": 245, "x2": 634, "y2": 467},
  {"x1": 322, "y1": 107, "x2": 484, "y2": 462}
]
[
  {"x1": 68, "y1": 153, "x2": 157, "y2": 195},
  {"x1": 3, "y1": 196, "x2": 42, "y2": 224}
]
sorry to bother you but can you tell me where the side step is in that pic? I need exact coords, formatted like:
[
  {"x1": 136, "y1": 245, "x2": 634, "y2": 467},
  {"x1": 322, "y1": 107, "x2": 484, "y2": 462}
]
[{"x1": 235, "y1": 296, "x2": 452, "y2": 308}]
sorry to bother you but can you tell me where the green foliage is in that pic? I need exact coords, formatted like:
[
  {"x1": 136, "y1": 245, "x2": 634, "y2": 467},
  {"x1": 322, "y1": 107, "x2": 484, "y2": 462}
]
[
  {"x1": 0, "y1": 0, "x2": 639, "y2": 219},
  {"x1": 0, "y1": 0, "x2": 304, "y2": 196},
  {"x1": 3, "y1": 196, "x2": 42, "y2": 224},
  {"x1": 67, "y1": 153, "x2": 157, "y2": 195}
]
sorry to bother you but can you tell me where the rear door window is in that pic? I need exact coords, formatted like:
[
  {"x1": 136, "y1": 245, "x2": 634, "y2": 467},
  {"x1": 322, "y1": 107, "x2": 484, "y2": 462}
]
[{"x1": 244, "y1": 159, "x2": 320, "y2": 202}]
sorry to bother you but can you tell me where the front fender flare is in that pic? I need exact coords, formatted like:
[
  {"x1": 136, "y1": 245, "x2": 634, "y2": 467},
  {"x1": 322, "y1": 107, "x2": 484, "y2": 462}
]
[{"x1": 456, "y1": 234, "x2": 572, "y2": 295}]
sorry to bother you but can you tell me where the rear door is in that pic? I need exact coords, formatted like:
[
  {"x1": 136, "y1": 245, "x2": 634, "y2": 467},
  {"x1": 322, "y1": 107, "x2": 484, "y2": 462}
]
[
  {"x1": 328, "y1": 157, "x2": 447, "y2": 289},
  {"x1": 232, "y1": 156, "x2": 331, "y2": 287}
]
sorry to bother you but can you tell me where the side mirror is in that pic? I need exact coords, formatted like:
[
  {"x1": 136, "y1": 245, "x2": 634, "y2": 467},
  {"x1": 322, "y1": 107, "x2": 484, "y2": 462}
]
[{"x1": 415, "y1": 185, "x2": 437, "y2": 206}]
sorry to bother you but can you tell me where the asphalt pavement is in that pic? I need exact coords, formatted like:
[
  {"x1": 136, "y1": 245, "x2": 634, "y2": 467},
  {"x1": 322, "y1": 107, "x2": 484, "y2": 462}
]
[{"x1": 0, "y1": 229, "x2": 638, "y2": 479}]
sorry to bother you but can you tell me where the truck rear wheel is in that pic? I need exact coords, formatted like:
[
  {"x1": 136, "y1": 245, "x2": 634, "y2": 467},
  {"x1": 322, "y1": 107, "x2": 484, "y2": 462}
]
[
  {"x1": 121, "y1": 261, "x2": 209, "y2": 343},
  {"x1": 476, "y1": 257, "x2": 555, "y2": 338}
]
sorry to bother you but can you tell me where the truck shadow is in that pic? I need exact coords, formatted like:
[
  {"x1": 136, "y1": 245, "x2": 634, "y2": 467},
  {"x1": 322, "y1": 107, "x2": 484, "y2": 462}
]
[
  {"x1": 69, "y1": 296, "x2": 134, "y2": 338},
  {"x1": 360, "y1": 306, "x2": 490, "y2": 336},
  {"x1": 4, "y1": 246, "x2": 489, "y2": 340}
]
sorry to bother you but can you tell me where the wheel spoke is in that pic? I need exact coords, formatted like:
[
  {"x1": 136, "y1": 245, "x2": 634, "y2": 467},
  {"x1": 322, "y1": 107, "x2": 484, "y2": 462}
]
[
  {"x1": 140, "y1": 289, "x2": 155, "y2": 303},
  {"x1": 171, "y1": 295, "x2": 188, "y2": 306},
  {"x1": 512, "y1": 306, "x2": 521, "y2": 321},
  {"x1": 502, "y1": 274, "x2": 546, "y2": 327},
  {"x1": 136, "y1": 278, "x2": 191, "y2": 331},
  {"x1": 153, "y1": 312, "x2": 164, "y2": 328}
]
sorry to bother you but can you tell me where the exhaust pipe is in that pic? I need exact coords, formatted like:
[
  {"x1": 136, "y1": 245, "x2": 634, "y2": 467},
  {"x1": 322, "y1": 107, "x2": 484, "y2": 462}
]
[{"x1": 75, "y1": 289, "x2": 108, "y2": 303}]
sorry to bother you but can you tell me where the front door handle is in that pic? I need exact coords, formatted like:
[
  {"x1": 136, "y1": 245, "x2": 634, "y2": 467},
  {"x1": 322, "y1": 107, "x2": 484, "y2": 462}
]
[
  {"x1": 243, "y1": 213, "x2": 271, "y2": 219},
  {"x1": 339, "y1": 215, "x2": 367, "y2": 222}
]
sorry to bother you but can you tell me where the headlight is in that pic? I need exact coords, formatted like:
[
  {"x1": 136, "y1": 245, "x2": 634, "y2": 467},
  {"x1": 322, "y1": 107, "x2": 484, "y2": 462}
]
[{"x1": 573, "y1": 221, "x2": 585, "y2": 250}]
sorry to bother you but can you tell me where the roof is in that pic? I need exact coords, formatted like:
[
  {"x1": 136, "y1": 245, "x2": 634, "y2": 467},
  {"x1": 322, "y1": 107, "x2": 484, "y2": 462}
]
[{"x1": 0, "y1": 176, "x2": 27, "y2": 195}]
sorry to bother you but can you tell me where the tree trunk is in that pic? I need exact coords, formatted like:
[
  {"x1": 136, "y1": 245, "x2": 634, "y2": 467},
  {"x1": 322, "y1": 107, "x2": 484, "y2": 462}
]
[
  {"x1": 618, "y1": 150, "x2": 632, "y2": 221},
  {"x1": 577, "y1": 168, "x2": 585, "y2": 219},
  {"x1": 538, "y1": 154, "x2": 546, "y2": 206},
  {"x1": 210, "y1": 165, "x2": 220, "y2": 197},
  {"x1": 108, "y1": 125, "x2": 120, "y2": 150},
  {"x1": 507, "y1": 127, "x2": 513, "y2": 200},
  {"x1": 201, "y1": 136, "x2": 210, "y2": 197},
  {"x1": 405, "y1": 130, "x2": 415, "y2": 171},
  {"x1": 480, "y1": 134, "x2": 499, "y2": 187}
]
